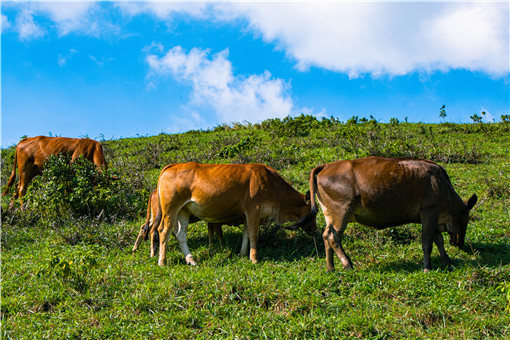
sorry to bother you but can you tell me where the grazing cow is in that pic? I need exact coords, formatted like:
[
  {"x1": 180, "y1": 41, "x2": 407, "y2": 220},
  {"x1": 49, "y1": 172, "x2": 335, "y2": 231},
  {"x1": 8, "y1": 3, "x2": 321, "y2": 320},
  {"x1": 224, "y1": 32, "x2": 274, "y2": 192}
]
[
  {"x1": 291, "y1": 157, "x2": 477, "y2": 272},
  {"x1": 156, "y1": 162, "x2": 313, "y2": 266},
  {"x1": 2, "y1": 136, "x2": 108, "y2": 202},
  {"x1": 132, "y1": 189, "x2": 227, "y2": 257}
]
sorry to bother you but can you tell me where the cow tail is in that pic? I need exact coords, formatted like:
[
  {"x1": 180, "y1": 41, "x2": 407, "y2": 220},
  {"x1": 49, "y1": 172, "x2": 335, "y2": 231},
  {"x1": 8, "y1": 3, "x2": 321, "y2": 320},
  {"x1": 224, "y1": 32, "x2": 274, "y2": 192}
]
[
  {"x1": 287, "y1": 164, "x2": 325, "y2": 230},
  {"x1": 2, "y1": 148, "x2": 18, "y2": 196}
]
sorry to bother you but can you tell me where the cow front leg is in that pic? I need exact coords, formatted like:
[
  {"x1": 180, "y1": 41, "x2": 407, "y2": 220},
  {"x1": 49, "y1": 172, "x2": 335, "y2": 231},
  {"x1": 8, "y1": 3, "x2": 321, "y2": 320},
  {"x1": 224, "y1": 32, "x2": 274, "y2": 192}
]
[
  {"x1": 242, "y1": 211, "x2": 261, "y2": 264},
  {"x1": 239, "y1": 225, "x2": 249, "y2": 257},
  {"x1": 433, "y1": 232, "x2": 452, "y2": 270},
  {"x1": 175, "y1": 215, "x2": 196, "y2": 266},
  {"x1": 421, "y1": 212, "x2": 438, "y2": 273}
]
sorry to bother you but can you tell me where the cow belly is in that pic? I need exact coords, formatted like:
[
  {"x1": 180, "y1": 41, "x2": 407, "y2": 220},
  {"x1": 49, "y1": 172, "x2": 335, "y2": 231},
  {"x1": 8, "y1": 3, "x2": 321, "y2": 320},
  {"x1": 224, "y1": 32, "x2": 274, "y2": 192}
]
[
  {"x1": 352, "y1": 206, "x2": 419, "y2": 229},
  {"x1": 184, "y1": 201, "x2": 243, "y2": 224}
]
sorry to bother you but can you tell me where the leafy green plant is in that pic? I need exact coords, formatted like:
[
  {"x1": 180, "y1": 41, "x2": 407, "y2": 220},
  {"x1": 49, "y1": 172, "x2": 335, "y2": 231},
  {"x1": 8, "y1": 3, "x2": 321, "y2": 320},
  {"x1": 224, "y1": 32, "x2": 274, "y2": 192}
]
[
  {"x1": 439, "y1": 105, "x2": 447, "y2": 121},
  {"x1": 22, "y1": 154, "x2": 144, "y2": 221},
  {"x1": 499, "y1": 282, "x2": 510, "y2": 310}
]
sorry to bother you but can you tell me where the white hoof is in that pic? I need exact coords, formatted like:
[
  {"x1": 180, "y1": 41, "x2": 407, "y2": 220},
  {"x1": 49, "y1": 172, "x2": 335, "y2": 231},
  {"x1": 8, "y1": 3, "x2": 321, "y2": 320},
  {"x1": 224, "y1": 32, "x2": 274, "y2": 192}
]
[{"x1": 185, "y1": 254, "x2": 197, "y2": 266}]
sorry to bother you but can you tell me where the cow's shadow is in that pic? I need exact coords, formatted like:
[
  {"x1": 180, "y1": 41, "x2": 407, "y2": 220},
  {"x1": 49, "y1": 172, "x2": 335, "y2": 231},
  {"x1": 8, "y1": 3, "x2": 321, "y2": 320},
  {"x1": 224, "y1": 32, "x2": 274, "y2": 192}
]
[
  {"x1": 181, "y1": 223, "x2": 323, "y2": 263},
  {"x1": 149, "y1": 223, "x2": 510, "y2": 271},
  {"x1": 372, "y1": 241, "x2": 510, "y2": 273},
  {"x1": 463, "y1": 242, "x2": 510, "y2": 267}
]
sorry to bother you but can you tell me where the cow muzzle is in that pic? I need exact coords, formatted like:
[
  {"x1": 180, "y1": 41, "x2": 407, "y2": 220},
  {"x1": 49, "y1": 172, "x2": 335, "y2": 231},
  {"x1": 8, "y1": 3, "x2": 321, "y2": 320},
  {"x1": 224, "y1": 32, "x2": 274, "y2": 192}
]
[{"x1": 449, "y1": 232, "x2": 465, "y2": 249}]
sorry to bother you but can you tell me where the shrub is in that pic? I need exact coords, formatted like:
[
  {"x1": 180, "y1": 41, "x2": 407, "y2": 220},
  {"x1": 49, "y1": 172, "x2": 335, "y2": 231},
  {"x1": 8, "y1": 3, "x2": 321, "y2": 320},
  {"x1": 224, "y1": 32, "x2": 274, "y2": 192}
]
[{"x1": 21, "y1": 154, "x2": 145, "y2": 222}]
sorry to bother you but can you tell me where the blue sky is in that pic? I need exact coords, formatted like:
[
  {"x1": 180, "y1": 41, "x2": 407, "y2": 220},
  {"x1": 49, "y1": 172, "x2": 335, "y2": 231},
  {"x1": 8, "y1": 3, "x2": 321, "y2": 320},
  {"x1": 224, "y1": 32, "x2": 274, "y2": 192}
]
[{"x1": 1, "y1": 1, "x2": 509, "y2": 147}]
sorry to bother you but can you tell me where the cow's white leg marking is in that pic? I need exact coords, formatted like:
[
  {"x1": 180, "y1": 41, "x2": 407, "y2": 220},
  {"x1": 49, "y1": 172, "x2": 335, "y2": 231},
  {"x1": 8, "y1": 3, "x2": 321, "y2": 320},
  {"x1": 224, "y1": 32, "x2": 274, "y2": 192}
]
[{"x1": 175, "y1": 214, "x2": 196, "y2": 266}]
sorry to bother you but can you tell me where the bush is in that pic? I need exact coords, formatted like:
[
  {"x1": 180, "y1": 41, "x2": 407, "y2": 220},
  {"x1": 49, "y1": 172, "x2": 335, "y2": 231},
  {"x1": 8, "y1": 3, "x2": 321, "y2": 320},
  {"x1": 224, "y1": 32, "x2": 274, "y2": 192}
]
[{"x1": 20, "y1": 154, "x2": 145, "y2": 222}]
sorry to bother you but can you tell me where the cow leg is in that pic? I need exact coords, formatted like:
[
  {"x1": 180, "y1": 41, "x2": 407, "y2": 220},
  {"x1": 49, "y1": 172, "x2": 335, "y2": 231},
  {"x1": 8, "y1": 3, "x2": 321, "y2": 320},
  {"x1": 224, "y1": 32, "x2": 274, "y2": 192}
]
[
  {"x1": 324, "y1": 224, "x2": 352, "y2": 270},
  {"x1": 174, "y1": 214, "x2": 196, "y2": 266},
  {"x1": 323, "y1": 214, "x2": 335, "y2": 272},
  {"x1": 207, "y1": 223, "x2": 215, "y2": 246},
  {"x1": 323, "y1": 206, "x2": 354, "y2": 270},
  {"x1": 158, "y1": 214, "x2": 177, "y2": 266},
  {"x1": 17, "y1": 166, "x2": 37, "y2": 209},
  {"x1": 421, "y1": 212, "x2": 438, "y2": 273},
  {"x1": 132, "y1": 223, "x2": 149, "y2": 253},
  {"x1": 246, "y1": 212, "x2": 261, "y2": 264},
  {"x1": 150, "y1": 212, "x2": 162, "y2": 258},
  {"x1": 18, "y1": 167, "x2": 34, "y2": 198},
  {"x1": 150, "y1": 226, "x2": 159, "y2": 258},
  {"x1": 215, "y1": 224, "x2": 224, "y2": 247},
  {"x1": 239, "y1": 225, "x2": 250, "y2": 257},
  {"x1": 433, "y1": 232, "x2": 452, "y2": 270}
]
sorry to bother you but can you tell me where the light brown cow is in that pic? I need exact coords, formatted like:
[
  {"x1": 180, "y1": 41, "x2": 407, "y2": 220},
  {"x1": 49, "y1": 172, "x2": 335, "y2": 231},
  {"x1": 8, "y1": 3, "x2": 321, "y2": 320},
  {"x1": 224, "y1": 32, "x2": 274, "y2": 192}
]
[
  {"x1": 156, "y1": 162, "x2": 313, "y2": 266},
  {"x1": 2, "y1": 136, "x2": 108, "y2": 202},
  {"x1": 132, "y1": 189, "x2": 227, "y2": 258},
  {"x1": 291, "y1": 157, "x2": 477, "y2": 272}
]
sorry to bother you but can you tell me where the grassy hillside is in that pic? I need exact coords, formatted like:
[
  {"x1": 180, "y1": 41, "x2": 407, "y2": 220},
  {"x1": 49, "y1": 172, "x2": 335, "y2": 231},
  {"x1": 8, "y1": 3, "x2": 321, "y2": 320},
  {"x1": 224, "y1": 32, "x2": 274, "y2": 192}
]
[{"x1": 2, "y1": 116, "x2": 510, "y2": 338}]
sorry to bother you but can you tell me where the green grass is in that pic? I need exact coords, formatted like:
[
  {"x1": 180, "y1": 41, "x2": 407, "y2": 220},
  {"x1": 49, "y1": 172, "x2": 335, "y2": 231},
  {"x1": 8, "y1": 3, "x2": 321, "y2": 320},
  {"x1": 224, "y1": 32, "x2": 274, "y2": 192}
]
[{"x1": 2, "y1": 117, "x2": 510, "y2": 338}]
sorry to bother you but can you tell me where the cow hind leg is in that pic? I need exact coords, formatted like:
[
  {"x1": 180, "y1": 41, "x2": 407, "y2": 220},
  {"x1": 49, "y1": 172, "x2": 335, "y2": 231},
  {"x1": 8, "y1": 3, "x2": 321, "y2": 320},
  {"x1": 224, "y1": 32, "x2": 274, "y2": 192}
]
[
  {"x1": 215, "y1": 224, "x2": 224, "y2": 247},
  {"x1": 150, "y1": 227, "x2": 159, "y2": 258},
  {"x1": 323, "y1": 206, "x2": 354, "y2": 270},
  {"x1": 17, "y1": 166, "x2": 38, "y2": 209},
  {"x1": 322, "y1": 214, "x2": 336, "y2": 272},
  {"x1": 158, "y1": 214, "x2": 177, "y2": 266},
  {"x1": 132, "y1": 223, "x2": 149, "y2": 253},
  {"x1": 207, "y1": 223, "x2": 224, "y2": 247}
]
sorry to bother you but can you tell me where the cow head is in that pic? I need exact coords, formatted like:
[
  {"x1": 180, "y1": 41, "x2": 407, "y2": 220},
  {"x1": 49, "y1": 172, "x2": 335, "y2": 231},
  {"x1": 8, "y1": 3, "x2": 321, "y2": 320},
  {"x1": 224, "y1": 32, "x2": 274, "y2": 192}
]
[
  {"x1": 282, "y1": 191, "x2": 317, "y2": 234},
  {"x1": 448, "y1": 194, "x2": 477, "y2": 248}
]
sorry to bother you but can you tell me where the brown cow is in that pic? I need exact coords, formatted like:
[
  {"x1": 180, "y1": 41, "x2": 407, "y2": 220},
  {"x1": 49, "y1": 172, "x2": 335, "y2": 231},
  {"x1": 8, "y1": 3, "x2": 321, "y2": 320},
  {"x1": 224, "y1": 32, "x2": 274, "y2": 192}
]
[
  {"x1": 2, "y1": 136, "x2": 108, "y2": 202},
  {"x1": 156, "y1": 162, "x2": 313, "y2": 266},
  {"x1": 132, "y1": 189, "x2": 227, "y2": 258},
  {"x1": 291, "y1": 157, "x2": 477, "y2": 272}
]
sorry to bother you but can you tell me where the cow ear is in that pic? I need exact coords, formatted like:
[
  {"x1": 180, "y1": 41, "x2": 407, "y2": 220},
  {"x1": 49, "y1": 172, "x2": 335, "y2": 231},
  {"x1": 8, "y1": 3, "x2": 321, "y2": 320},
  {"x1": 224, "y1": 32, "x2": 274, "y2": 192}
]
[
  {"x1": 305, "y1": 190, "x2": 311, "y2": 203},
  {"x1": 466, "y1": 194, "x2": 477, "y2": 210}
]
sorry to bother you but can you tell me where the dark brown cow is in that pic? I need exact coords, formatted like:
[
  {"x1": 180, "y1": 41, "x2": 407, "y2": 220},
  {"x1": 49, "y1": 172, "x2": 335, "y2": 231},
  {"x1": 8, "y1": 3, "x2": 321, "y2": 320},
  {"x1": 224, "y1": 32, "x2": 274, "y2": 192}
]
[
  {"x1": 2, "y1": 136, "x2": 108, "y2": 202},
  {"x1": 156, "y1": 162, "x2": 313, "y2": 266},
  {"x1": 132, "y1": 189, "x2": 228, "y2": 257},
  {"x1": 291, "y1": 157, "x2": 477, "y2": 272}
]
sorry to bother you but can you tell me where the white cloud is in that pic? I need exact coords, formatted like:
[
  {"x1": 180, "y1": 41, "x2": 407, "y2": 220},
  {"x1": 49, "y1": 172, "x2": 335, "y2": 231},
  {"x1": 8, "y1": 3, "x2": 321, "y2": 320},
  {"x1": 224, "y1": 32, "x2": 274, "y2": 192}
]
[
  {"x1": 37, "y1": 2, "x2": 98, "y2": 36},
  {"x1": 58, "y1": 48, "x2": 77, "y2": 66},
  {"x1": 1, "y1": 14, "x2": 11, "y2": 33},
  {"x1": 15, "y1": 7, "x2": 45, "y2": 40},
  {"x1": 6, "y1": 2, "x2": 118, "y2": 39},
  {"x1": 5, "y1": 2, "x2": 508, "y2": 77},
  {"x1": 116, "y1": 2, "x2": 208, "y2": 20},
  {"x1": 222, "y1": 2, "x2": 509, "y2": 78},
  {"x1": 147, "y1": 46, "x2": 294, "y2": 124}
]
